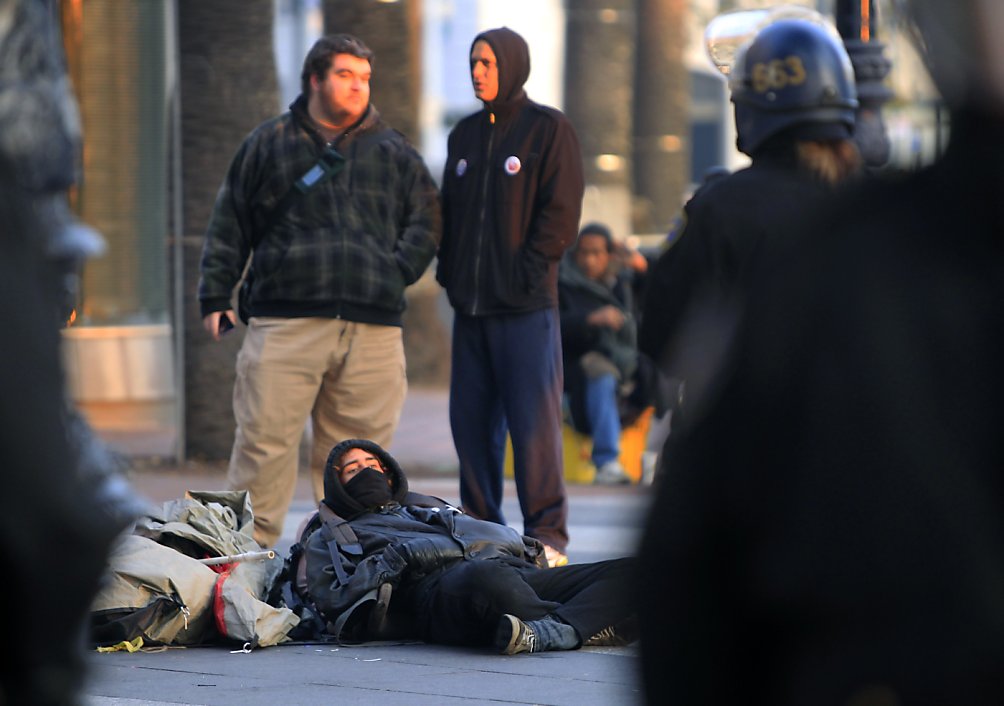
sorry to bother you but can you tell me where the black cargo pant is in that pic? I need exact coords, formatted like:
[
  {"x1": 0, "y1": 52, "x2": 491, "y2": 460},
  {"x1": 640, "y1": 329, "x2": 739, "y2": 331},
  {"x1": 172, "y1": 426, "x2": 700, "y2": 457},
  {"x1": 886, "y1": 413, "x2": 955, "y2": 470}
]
[{"x1": 408, "y1": 556, "x2": 636, "y2": 646}]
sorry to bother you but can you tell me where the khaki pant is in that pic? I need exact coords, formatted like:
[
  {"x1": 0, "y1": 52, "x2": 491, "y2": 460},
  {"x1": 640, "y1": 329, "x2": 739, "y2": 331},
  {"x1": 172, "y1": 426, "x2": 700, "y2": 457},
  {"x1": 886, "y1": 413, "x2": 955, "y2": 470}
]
[{"x1": 227, "y1": 317, "x2": 407, "y2": 546}]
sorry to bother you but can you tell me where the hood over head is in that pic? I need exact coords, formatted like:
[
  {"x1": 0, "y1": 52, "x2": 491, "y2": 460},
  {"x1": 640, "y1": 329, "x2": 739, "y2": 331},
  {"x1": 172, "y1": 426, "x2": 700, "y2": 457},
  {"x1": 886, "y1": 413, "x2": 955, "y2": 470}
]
[
  {"x1": 322, "y1": 438, "x2": 409, "y2": 519},
  {"x1": 471, "y1": 27, "x2": 530, "y2": 107}
]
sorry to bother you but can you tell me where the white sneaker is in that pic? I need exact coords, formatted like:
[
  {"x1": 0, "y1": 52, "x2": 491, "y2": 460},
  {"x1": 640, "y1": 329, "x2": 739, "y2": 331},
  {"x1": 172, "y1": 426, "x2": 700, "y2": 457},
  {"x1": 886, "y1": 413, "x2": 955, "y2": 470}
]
[
  {"x1": 594, "y1": 460, "x2": 631, "y2": 485},
  {"x1": 641, "y1": 451, "x2": 659, "y2": 485}
]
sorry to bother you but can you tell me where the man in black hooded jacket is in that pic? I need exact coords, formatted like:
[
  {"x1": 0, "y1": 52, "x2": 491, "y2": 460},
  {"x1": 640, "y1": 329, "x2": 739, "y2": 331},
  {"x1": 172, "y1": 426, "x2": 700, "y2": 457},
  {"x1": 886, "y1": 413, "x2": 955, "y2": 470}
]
[
  {"x1": 436, "y1": 27, "x2": 585, "y2": 569},
  {"x1": 302, "y1": 439, "x2": 635, "y2": 653}
]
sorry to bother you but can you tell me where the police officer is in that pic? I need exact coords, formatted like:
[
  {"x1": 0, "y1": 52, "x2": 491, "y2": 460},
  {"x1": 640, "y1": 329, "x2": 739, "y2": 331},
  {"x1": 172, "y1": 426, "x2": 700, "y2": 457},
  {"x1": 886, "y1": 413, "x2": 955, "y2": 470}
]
[
  {"x1": 638, "y1": 18, "x2": 862, "y2": 427},
  {"x1": 638, "y1": 3, "x2": 1004, "y2": 703}
]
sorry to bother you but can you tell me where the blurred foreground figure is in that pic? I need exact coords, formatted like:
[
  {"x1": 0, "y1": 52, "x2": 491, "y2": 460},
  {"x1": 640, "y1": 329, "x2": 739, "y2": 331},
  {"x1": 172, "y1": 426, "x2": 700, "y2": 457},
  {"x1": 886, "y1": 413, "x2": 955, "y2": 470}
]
[
  {"x1": 0, "y1": 159, "x2": 121, "y2": 705},
  {"x1": 637, "y1": 2, "x2": 1004, "y2": 704},
  {"x1": 0, "y1": 1, "x2": 135, "y2": 703}
]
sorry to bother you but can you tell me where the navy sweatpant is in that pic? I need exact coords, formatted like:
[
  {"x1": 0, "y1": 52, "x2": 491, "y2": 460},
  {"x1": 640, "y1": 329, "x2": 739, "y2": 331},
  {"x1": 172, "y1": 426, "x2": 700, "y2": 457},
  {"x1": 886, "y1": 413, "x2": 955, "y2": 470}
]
[{"x1": 449, "y1": 309, "x2": 569, "y2": 550}]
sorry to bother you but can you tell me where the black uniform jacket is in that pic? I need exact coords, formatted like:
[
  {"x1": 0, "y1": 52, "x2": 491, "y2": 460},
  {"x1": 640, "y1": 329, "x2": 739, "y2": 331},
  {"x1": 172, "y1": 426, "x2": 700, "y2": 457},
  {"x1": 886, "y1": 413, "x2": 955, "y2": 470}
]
[
  {"x1": 638, "y1": 147, "x2": 834, "y2": 372},
  {"x1": 638, "y1": 110, "x2": 1004, "y2": 705}
]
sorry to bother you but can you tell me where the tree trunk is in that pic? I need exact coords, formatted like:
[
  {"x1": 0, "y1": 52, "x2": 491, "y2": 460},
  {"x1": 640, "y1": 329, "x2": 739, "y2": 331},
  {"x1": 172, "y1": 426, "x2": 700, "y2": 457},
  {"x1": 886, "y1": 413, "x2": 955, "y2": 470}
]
[
  {"x1": 178, "y1": 0, "x2": 279, "y2": 460},
  {"x1": 565, "y1": 1, "x2": 635, "y2": 239},
  {"x1": 633, "y1": 0, "x2": 689, "y2": 234}
]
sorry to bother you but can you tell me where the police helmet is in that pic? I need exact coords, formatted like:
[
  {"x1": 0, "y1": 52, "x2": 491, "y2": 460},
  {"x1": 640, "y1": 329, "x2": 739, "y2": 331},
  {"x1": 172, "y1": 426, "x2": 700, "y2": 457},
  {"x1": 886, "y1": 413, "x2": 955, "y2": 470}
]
[{"x1": 730, "y1": 19, "x2": 857, "y2": 156}]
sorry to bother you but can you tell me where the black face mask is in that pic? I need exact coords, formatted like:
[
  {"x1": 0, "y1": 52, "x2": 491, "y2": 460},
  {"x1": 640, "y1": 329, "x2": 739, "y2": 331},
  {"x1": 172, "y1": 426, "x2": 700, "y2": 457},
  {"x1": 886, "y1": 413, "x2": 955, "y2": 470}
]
[{"x1": 343, "y1": 467, "x2": 393, "y2": 508}]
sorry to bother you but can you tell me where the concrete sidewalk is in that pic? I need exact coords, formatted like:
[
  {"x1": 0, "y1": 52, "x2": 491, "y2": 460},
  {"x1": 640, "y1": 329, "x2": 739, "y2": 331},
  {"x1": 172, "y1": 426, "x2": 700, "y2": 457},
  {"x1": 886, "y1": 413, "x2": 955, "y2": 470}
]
[
  {"x1": 82, "y1": 385, "x2": 652, "y2": 706},
  {"x1": 85, "y1": 639, "x2": 644, "y2": 706}
]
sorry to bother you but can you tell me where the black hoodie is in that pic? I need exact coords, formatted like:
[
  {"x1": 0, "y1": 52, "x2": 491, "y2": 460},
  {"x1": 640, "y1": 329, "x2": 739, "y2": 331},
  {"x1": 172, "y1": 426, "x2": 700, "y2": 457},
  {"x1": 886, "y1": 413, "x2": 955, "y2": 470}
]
[
  {"x1": 322, "y1": 437, "x2": 438, "y2": 520},
  {"x1": 437, "y1": 27, "x2": 585, "y2": 317}
]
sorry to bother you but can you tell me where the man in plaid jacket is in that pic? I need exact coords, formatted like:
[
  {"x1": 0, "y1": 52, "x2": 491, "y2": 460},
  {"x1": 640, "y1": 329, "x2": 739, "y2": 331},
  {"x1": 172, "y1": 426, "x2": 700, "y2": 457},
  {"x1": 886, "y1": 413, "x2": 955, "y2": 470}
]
[{"x1": 198, "y1": 34, "x2": 441, "y2": 548}]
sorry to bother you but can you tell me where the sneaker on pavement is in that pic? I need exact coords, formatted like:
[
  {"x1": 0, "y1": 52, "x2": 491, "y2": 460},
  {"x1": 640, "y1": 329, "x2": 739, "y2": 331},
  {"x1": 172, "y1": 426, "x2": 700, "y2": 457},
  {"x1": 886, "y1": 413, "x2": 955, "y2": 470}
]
[
  {"x1": 495, "y1": 614, "x2": 539, "y2": 654},
  {"x1": 584, "y1": 616, "x2": 639, "y2": 647},
  {"x1": 543, "y1": 544, "x2": 568, "y2": 568},
  {"x1": 594, "y1": 460, "x2": 631, "y2": 485}
]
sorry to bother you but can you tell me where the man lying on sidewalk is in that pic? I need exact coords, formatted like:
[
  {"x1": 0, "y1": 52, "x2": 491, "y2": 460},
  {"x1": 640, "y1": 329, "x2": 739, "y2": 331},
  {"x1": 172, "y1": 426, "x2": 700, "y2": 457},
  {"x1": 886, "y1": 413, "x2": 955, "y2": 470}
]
[{"x1": 295, "y1": 439, "x2": 637, "y2": 653}]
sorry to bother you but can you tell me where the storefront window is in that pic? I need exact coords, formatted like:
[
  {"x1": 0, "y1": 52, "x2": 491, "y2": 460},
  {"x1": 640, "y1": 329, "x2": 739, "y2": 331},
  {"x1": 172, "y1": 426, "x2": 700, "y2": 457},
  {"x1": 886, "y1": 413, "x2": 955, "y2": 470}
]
[{"x1": 61, "y1": 0, "x2": 169, "y2": 326}]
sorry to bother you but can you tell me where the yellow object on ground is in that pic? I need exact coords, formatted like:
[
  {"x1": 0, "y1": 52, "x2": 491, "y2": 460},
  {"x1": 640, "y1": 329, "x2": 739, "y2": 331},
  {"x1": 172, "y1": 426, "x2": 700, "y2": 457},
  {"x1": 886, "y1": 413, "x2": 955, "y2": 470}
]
[
  {"x1": 96, "y1": 636, "x2": 144, "y2": 653},
  {"x1": 504, "y1": 407, "x2": 654, "y2": 484},
  {"x1": 618, "y1": 406, "x2": 654, "y2": 483}
]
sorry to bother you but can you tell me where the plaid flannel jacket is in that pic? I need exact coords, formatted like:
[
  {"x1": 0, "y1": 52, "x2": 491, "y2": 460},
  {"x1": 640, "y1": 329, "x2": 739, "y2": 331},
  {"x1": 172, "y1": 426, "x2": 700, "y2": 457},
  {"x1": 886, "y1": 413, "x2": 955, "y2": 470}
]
[{"x1": 199, "y1": 99, "x2": 441, "y2": 326}]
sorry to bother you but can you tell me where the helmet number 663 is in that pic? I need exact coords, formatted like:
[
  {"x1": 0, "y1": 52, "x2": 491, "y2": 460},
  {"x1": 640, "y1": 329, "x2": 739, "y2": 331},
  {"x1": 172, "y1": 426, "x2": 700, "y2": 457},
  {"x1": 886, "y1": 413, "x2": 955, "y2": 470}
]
[{"x1": 751, "y1": 56, "x2": 807, "y2": 93}]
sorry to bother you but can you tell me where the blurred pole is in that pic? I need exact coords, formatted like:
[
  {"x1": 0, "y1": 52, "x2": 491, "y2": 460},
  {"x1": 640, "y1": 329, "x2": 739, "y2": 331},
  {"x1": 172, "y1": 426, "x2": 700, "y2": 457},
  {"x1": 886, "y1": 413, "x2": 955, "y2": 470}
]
[
  {"x1": 169, "y1": 0, "x2": 185, "y2": 462},
  {"x1": 633, "y1": 0, "x2": 689, "y2": 235},
  {"x1": 564, "y1": 1, "x2": 635, "y2": 239},
  {"x1": 834, "y1": 0, "x2": 892, "y2": 168}
]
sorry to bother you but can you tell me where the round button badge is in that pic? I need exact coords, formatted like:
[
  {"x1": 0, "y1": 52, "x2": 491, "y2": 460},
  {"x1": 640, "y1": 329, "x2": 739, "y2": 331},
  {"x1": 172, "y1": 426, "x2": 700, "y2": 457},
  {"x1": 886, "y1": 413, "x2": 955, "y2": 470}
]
[
  {"x1": 504, "y1": 155, "x2": 521, "y2": 175},
  {"x1": 456, "y1": 158, "x2": 467, "y2": 177}
]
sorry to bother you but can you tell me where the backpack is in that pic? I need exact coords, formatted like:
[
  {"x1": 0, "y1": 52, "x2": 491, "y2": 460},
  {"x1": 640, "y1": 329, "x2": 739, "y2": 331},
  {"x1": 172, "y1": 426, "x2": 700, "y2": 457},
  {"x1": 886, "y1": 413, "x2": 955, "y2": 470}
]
[
  {"x1": 274, "y1": 503, "x2": 339, "y2": 641},
  {"x1": 278, "y1": 503, "x2": 405, "y2": 643},
  {"x1": 277, "y1": 495, "x2": 474, "y2": 643}
]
